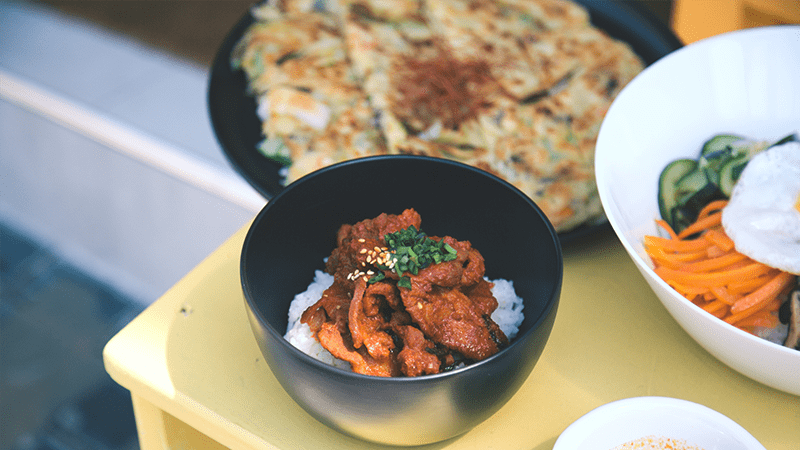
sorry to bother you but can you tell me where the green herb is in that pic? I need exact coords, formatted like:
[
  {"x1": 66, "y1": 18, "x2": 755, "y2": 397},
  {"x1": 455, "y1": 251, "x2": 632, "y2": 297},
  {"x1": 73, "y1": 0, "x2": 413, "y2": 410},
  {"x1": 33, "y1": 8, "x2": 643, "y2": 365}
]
[
  {"x1": 372, "y1": 225, "x2": 458, "y2": 288},
  {"x1": 368, "y1": 272, "x2": 385, "y2": 284},
  {"x1": 257, "y1": 137, "x2": 292, "y2": 166}
]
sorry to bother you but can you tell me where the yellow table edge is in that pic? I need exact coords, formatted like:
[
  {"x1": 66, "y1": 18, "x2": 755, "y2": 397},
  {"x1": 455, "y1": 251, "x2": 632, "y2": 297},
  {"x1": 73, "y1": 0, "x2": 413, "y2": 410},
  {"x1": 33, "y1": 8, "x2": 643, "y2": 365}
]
[{"x1": 103, "y1": 220, "x2": 800, "y2": 449}]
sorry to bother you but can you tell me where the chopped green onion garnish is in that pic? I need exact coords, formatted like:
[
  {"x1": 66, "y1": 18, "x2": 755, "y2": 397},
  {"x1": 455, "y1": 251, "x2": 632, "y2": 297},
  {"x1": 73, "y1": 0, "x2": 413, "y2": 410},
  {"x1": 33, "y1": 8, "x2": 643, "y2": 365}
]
[
  {"x1": 368, "y1": 272, "x2": 386, "y2": 284},
  {"x1": 368, "y1": 225, "x2": 459, "y2": 287},
  {"x1": 397, "y1": 277, "x2": 412, "y2": 289}
]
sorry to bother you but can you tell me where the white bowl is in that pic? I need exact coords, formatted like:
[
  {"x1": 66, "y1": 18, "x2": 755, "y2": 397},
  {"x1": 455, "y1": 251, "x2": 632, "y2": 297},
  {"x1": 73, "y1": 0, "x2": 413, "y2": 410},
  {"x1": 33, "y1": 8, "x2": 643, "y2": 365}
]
[
  {"x1": 553, "y1": 397, "x2": 766, "y2": 450},
  {"x1": 595, "y1": 25, "x2": 800, "y2": 396}
]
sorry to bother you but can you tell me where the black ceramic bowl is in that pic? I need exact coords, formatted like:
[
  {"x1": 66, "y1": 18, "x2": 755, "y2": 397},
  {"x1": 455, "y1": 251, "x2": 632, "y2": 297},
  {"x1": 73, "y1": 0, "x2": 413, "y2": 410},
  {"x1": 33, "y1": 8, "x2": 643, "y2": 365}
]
[{"x1": 241, "y1": 155, "x2": 563, "y2": 445}]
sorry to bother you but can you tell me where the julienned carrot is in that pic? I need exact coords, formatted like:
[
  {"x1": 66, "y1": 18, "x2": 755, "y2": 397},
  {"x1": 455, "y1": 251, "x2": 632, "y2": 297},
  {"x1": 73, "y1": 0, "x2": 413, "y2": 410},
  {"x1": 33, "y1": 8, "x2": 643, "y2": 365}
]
[
  {"x1": 680, "y1": 252, "x2": 747, "y2": 273},
  {"x1": 702, "y1": 228, "x2": 735, "y2": 252},
  {"x1": 727, "y1": 273, "x2": 779, "y2": 294},
  {"x1": 677, "y1": 211, "x2": 722, "y2": 239},
  {"x1": 732, "y1": 308, "x2": 780, "y2": 329},
  {"x1": 656, "y1": 219, "x2": 678, "y2": 239},
  {"x1": 696, "y1": 199, "x2": 728, "y2": 220},
  {"x1": 669, "y1": 280, "x2": 711, "y2": 297},
  {"x1": 648, "y1": 249, "x2": 709, "y2": 270},
  {"x1": 730, "y1": 271, "x2": 795, "y2": 314},
  {"x1": 705, "y1": 245, "x2": 728, "y2": 258},
  {"x1": 725, "y1": 297, "x2": 783, "y2": 326},
  {"x1": 702, "y1": 298, "x2": 728, "y2": 315},
  {"x1": 709, "y1": 286, "x2": 740, "y2": 305},
  {"x1": 644, "y1": 235, "x2": 711, "y2": 252},
  {"x1": 654, "y1": 263, "x2": 773, "y2": 288},
  {"x1": 644, "y1": 200, "x2": 795, "y2": 335}
]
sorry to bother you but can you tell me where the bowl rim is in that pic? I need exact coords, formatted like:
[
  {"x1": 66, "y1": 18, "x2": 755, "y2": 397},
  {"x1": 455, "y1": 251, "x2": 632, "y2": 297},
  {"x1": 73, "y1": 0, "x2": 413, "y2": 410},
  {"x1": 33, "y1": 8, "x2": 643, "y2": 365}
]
[
  {"x1": 241, "y1": 154, "x2": 564, "y2": 381},
  {"x1": 553, "y1": 396, "x2": 766, "y2": 450},
  {"x1": 594, "y1": 26, "x2": 800, "y2": 370}
]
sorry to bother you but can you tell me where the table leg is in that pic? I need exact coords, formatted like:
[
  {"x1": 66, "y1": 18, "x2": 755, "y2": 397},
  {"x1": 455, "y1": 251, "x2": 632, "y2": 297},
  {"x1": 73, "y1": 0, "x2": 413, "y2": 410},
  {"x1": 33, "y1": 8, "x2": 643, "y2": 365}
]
[{"x1": 131, "y1": 394, "x2": 229, "y2": 450}]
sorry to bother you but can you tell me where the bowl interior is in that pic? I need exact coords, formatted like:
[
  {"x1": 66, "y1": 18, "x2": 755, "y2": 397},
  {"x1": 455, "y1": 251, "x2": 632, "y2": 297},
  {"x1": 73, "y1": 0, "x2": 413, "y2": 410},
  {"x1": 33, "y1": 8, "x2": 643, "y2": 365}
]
[
  {"x1": 595, "y1": 26, "x2": 800, "y2": 394},
  {"x1": 241, "y1": 155, "x2": 563, "y2": 370}
]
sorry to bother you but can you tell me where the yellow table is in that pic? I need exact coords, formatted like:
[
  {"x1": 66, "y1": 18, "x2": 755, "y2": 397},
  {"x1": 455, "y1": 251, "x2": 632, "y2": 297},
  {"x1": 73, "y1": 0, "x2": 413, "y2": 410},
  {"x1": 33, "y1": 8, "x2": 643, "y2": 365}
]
[
  {"x1": 103, "y1": 221, "x2": 800, "y2": 449},
  {"x1": 672, "y1": 0, "x2": 800, "y2": 45}
]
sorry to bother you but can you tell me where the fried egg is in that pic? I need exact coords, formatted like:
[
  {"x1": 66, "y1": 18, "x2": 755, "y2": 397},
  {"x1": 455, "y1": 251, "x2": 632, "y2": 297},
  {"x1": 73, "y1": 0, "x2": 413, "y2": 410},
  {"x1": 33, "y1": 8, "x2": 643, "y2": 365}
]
[{"x1": 722, "y1": 140, "x2": 800, "y2": 275}]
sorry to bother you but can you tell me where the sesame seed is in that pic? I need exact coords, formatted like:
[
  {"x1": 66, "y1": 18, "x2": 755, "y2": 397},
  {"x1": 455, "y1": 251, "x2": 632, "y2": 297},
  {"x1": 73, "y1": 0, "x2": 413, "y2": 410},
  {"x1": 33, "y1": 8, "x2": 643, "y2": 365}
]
[
  {"x1": 360, "y1": 248, "x2": 367, "y2": 254},
  {"x1": 358, "y1": 238, "x2": 365, "y2": 243}
]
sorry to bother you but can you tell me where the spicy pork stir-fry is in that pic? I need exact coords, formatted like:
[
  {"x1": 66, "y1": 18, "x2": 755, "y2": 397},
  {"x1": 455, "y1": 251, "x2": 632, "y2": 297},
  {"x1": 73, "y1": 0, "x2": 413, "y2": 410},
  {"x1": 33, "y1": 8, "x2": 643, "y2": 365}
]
[{"x1": 297, "y1": 209, "x2": 512, "y2": 377}]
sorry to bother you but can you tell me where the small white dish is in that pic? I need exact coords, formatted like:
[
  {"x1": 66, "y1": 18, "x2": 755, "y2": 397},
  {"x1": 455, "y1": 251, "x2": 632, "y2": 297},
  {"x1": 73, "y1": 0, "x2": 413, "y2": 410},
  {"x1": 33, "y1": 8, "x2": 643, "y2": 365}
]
[{"x1": 553, "y1": 397, "x2": 766, "y2": 450}]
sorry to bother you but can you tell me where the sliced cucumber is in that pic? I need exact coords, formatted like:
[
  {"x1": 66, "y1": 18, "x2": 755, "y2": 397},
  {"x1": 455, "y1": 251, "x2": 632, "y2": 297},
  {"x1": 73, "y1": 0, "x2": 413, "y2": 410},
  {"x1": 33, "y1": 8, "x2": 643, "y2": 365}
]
[
  {"x1": 674, "y1": 166, "x2": 709, "y2": 200},
  {"x1": 701, "y1": 165, "x2": 721, "y2": 187},
  {"x1": 257, "y1": 137, "x2": 292, "y2": 166},
  {"x1": 670, "y1": 179, "x2": 725, "y2": 233},
  {"x1": 658, "y1": 131, "x2": 798, "y2": 233},
  {"x1": 719, "y1": 155, "x2": 749, "y2": 197},
  {"x1": 658, "y1": 159, "x2": 698, "y2": 227},
  {"x1": 769, "y1": 133, "x2": 798, "y2": 148},
  {"x1": 701, "y1": 134, "x2": 744, "y2": 159},
  {"x1": 670, "y1": 206, "x2": 695, "y2": 234},
  {"x1": 682, "y1": 183, "x2": 726, "y2": 219},
  {"x1": 716, "y1": 133, "x2": 797, "y2": 196},
  {"x1": 699, "y1": 134, "x2": 748, "y2": 177}
]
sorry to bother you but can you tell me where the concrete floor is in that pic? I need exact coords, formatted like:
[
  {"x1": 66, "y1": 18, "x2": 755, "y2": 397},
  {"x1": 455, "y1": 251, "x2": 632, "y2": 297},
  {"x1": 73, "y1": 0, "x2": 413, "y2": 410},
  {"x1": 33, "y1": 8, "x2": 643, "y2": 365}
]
[{"x1": 1, "y1": 222, "x2": 142, "y2": 450}]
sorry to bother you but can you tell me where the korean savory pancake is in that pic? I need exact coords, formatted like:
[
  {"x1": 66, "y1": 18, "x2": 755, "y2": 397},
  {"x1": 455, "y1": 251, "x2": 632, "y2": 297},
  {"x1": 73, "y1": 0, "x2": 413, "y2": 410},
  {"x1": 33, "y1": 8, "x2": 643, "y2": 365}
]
[
  {"x1": 231, "y1": 0, "x2": 644, "y2": 232},
  {"x1": 476, "y1": 25, "x2": 644, "y2": 230},
  {"x1": 231, "y1": 1, "x2": 387, "y2": 182},
  {"x1": 423, "y1": 0, "x2": 588, "y2": 100}
]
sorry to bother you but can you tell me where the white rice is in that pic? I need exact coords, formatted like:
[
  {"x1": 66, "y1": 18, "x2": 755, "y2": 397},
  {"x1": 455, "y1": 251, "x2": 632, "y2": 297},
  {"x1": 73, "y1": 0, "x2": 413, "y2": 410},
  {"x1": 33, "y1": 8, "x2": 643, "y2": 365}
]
[{"x1": 284, "y1": 270, "x2": 525, "y2": 370}]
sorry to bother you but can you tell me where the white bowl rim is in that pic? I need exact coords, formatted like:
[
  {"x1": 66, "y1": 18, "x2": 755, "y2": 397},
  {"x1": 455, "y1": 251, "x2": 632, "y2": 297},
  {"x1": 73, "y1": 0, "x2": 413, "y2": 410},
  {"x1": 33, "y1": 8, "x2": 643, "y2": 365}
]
[
  {"x1": 595, "y1": 25, "x2": 800, "y2": 380},
  {"x1": 553, "y1": 396, "x2": 766, "y2": 450}
]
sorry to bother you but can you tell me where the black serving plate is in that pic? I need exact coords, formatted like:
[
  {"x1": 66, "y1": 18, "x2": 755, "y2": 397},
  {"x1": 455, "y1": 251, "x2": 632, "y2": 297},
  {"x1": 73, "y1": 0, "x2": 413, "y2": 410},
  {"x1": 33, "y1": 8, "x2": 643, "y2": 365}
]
[{"x1": 208, "y1": 0, "x2": 683, "y2": 243}]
